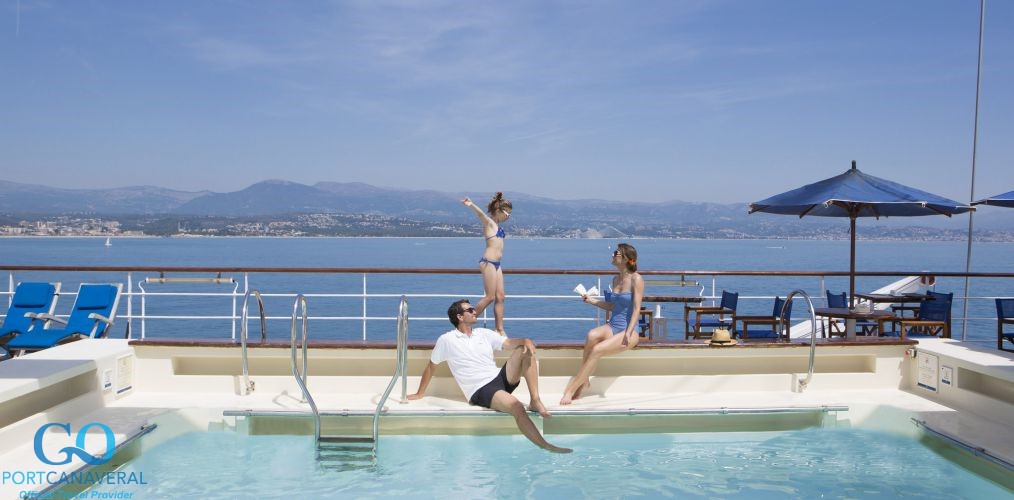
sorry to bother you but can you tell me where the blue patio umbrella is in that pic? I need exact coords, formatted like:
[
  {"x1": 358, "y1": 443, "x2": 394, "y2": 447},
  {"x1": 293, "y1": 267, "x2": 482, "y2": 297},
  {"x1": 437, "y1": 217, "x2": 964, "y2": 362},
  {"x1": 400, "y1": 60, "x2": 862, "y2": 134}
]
[
  {"x1": 749, "y1": 161, "x2": 974, "y2": 306},
  {"x1": 972, "y1": 190, "x2": 1014, "y2": 208}
]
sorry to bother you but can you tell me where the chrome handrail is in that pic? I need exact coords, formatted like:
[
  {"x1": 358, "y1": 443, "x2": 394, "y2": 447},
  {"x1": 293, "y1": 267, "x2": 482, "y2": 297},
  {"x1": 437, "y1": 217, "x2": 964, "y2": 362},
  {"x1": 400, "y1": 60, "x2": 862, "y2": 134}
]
[
  {"x1": 289, "y1": 295, "x2": 320, "y2": 445},
  {"x1": 372, "y1": 296, "x2": 409, "y2": 454},
  {"x1": 782, "y1": 290, "x2": 818, "y2": 391},
  {"x1": 240, "y1": 289, "x2": 266, "y2": 395}
]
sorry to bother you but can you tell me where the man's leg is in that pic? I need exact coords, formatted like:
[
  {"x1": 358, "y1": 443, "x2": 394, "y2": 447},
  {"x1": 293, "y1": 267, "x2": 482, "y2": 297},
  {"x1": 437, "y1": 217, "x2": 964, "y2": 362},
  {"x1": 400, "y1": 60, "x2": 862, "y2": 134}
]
[
  {"x1": 489, "y1": 391, "x2": 571, "y2": 454},
  {"x1": 503, "y1": 345, "x2": 550, "y2": 417}
]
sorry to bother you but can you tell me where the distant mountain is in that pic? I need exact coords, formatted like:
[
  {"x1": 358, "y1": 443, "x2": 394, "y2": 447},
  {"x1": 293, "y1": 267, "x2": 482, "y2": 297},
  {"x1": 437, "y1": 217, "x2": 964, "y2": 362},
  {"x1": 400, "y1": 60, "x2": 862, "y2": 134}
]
[
  {"x1": 0, "y1": 180, "x2": 208, "y2": 215},
  {"x1": 1, "y1": 179, "x2": 1010, "y2": 233}
]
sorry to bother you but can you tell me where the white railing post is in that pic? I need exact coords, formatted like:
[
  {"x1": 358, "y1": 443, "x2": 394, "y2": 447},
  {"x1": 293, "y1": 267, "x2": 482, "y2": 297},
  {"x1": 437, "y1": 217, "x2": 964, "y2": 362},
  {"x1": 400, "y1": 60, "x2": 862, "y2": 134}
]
[
  {"x1": 138, "y1": 279, "x2": 147, "y2": 339},
  {"x1": 126, "y1": 272, "x2": 133, "y2": 339},
  {"x1": 362, "y1": 273, "x2": 368, "y2": 341}
]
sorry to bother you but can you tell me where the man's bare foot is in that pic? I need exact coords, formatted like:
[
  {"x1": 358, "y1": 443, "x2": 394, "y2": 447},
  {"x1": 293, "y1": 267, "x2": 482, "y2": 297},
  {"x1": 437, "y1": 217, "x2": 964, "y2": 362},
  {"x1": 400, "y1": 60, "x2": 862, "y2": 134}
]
[
  {"x1": 528, "y1": 400, "x2": 552, "y2": 418},
  {"x1": 543, "y1": 444, "x2": 573, "y2": 454}
]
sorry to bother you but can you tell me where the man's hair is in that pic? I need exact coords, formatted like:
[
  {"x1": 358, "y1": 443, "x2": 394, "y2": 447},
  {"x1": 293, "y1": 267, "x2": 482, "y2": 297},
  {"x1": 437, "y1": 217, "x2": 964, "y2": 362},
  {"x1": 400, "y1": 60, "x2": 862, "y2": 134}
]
[{"x1": 448, "y1": 299, "x2": 471, "y2": 327}]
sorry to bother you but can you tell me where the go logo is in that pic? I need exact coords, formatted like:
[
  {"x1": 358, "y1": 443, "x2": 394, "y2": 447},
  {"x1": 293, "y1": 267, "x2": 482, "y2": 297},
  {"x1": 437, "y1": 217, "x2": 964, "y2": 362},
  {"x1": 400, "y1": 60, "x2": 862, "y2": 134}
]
[{"x1": 33, "y1": 423, "x2": 115, "y2": 466}]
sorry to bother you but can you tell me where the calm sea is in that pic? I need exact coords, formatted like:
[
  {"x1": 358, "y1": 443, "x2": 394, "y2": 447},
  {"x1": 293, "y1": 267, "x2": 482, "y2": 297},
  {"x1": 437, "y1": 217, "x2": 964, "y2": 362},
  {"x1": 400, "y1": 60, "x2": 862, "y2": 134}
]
[{"x1": 1, "y1": 237, "x2": 1011, "y2": 344}]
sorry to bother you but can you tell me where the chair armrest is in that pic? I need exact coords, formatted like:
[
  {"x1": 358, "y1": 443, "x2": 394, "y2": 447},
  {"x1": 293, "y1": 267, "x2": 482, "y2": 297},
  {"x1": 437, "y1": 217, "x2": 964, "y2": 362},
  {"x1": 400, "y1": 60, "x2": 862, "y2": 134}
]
[
  {"x1": 687, "y1": 306, "x2": 731, "y2": 313},
  {"x1": 26, "y1": 312, "x2": 67, "y2": 326},
  {"x1": 87, "y1": 313, "x2": 113, "y2": 338}
]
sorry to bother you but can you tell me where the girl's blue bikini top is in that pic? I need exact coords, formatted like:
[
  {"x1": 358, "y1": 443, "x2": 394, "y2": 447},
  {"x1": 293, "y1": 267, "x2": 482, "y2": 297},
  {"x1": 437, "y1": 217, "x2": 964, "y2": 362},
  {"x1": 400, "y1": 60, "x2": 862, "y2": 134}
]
[{"x1": 485, "y1": 226, "x2": 506, "y2": 240}]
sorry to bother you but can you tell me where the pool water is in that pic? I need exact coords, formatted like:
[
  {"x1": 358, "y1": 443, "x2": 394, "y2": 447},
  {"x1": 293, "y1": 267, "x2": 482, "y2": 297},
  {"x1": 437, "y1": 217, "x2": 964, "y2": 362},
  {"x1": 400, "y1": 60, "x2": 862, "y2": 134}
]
[{"x1": 82, "y1": 428, "x2": 1010, "y2": 498}]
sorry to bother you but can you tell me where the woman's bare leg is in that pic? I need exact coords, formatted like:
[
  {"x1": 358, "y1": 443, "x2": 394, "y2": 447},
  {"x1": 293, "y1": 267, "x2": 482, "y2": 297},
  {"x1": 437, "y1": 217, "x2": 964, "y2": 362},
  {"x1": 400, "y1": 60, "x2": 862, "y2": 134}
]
[
  {"x1": 560, "y1": 332, "x2": 638, "y2": 405},
  {"x1": 573, "y1": 326, "x2": 612, "y2": 400},
  {"x1": 475, "y1": 262, "x2": 498, "y2": 325},
  {"x1": 494, "y1": 268, "x2": 506, "y2": 334}
]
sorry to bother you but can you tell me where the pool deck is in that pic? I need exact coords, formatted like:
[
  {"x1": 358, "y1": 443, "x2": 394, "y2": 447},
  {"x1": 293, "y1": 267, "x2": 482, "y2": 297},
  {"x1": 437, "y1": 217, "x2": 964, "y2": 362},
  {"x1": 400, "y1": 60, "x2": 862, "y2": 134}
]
[{"x1": 1, "y1": 336, "x2": 1012, "y2": 497}]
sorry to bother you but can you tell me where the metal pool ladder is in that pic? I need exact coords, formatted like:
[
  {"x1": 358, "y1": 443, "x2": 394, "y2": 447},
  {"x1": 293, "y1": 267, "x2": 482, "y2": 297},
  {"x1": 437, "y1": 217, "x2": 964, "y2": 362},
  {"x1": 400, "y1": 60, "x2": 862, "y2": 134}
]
[
  {"x1": 779, "y1": 290, "x2": 818, "y2": 392},
  {"x1": 240, "y1": 289, "x2": 266, "y2": 395},
  {"x1": 290, "y1": 295, "x2": 409, "y2": 466}
]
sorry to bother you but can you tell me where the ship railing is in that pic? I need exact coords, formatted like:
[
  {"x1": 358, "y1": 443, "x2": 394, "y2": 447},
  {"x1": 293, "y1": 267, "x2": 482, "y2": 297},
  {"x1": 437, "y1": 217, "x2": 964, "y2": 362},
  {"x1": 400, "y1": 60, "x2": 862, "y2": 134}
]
[{"x1": 1, "y1": 267, "x2": 1012, "y2": 344}]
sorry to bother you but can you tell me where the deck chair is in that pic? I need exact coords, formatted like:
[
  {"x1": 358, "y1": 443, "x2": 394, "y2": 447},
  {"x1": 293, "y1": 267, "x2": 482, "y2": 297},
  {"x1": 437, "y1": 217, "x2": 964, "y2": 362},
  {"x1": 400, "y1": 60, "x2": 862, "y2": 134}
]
[
  {"x1": 737, "y1": 296, "x2": 792, "y2": 339},
  {"x1": 997, "y1": 299, "x2": 1014, "y2": 352},
  {"x1": 0, "y1": 282, "x2": 61, "y2": 356},
  {"x1": 6, "y1": 283, "x2": 122, "y2": 354},
  {"x1": 896, "y1": 292, "x2": 953, "y2": 339},
  {"x1": 689, "y1": 290, "x2": 738, "y2": 339}
]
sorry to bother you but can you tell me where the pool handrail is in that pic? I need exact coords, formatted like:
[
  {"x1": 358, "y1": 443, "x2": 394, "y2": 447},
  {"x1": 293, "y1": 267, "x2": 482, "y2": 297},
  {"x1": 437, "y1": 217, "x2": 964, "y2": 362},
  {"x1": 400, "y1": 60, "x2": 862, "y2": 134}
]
[
  {"x1": 240, "y1": 289, "x2": 266, "y2": 396},
  {"x1": 289, "y1": 295, "x2": 319, "y2": 443},
  {"x1": 782, "y1": 290, "x2": 818, "y2": 391},
  {"x1": 373, "y1": 296, "x2": 409, "y2": 454}
]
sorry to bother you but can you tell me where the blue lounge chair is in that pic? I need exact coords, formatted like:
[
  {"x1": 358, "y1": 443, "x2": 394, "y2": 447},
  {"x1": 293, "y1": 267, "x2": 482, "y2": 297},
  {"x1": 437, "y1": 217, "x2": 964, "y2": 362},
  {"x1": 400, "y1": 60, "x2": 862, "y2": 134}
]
[
  {"x1": 0, "y1": 282, "x2": 61, "y2": 355},
  {"x1": 6, "y1": 283, "x2": 122, "y2": 353},
  {"x1": 997, "y1": 299, "x2": 1014, "y2": 352}
]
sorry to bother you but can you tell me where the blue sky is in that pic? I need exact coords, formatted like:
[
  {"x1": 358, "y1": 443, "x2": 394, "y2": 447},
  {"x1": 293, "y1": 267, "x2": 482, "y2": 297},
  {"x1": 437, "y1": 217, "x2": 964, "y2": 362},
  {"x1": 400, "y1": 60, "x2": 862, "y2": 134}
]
[{"x1": 2, "y1": 0, "x2": 1012, "y2": 204}]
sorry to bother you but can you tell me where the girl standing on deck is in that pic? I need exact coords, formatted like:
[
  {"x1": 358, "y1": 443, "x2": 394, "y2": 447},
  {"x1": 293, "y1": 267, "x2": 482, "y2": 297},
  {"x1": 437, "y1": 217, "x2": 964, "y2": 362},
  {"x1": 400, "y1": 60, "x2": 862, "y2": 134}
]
[
  {"x1": 462, "y1": 192, "x2": 512, "y2": 335},
  {"x1": 560, "y1": 243, "x2": 644, "y2": 405}
]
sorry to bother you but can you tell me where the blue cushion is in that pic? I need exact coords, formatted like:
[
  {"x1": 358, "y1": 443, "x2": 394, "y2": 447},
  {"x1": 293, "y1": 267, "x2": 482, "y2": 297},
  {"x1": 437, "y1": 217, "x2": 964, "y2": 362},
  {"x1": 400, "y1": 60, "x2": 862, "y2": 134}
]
[
  {"x1": 75, "y1": 286, "x2": 115, "y2": 310},
  {"x1": 11, "y1": 283, "x2": 55, "y2": 309}
]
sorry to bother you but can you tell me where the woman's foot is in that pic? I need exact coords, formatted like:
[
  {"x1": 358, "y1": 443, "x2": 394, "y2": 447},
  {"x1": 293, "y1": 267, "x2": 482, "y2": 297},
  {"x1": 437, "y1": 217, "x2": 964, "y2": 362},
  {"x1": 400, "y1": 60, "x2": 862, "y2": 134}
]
[{"x1": 572, "y1": 381, "x2": 590, "y2": 400}]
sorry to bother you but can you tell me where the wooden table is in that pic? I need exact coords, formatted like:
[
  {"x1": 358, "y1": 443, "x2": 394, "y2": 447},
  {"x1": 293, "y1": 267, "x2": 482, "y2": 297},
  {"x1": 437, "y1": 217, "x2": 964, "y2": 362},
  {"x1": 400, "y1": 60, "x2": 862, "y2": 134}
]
[
  {"x1": 855, "y1": 293, "x2": 933, "y2": 331},
  {"x1": 640, "y1": 296, "x2": 704, "y2": 340},
  {"x1": 813, "y1": 307, "x2": 895, "y2": 341}
]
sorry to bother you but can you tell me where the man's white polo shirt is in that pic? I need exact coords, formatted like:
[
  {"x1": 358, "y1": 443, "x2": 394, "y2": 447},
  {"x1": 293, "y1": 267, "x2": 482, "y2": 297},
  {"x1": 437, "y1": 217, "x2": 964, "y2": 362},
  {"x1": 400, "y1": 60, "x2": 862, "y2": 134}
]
[{"x1": 431, "y1": 327, "x2": 506, "y2": 401}]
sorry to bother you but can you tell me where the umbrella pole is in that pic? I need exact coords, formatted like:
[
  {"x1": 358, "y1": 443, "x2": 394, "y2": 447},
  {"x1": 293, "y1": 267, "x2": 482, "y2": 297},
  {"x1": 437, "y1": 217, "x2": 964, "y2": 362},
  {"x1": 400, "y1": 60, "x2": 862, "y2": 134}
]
[{"x1": 850, "y1": 216, "x2": 856, "y2": 309}]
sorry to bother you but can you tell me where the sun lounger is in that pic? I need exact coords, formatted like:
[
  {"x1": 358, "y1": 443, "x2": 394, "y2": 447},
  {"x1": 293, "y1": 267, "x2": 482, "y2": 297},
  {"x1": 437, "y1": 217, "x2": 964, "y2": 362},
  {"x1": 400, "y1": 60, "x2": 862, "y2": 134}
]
[{"x1": 6, "y1": 283, "x2": 122, "y2": 354}]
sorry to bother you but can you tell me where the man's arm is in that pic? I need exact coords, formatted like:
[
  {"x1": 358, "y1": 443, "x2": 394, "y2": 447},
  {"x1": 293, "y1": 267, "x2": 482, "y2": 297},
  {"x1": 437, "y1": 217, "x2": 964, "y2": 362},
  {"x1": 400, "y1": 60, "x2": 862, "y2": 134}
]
[{"x1": 406, "y1": 361, "x2": 438, "y2": 400}]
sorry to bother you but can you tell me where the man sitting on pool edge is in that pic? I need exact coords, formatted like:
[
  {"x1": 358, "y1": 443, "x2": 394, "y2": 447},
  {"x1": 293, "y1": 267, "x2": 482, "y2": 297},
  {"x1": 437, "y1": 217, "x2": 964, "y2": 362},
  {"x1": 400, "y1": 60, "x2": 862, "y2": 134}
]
[{"x1": 407, "y1": 299, "x2": 571, "y2": 453}]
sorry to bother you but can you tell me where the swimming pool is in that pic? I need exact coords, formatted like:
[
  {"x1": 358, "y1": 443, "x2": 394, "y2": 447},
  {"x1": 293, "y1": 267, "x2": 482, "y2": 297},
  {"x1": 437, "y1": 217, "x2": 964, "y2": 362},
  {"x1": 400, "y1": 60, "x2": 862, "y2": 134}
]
[{"x1": 73, "y1": 426, "x2": 1011, "y2": 498}]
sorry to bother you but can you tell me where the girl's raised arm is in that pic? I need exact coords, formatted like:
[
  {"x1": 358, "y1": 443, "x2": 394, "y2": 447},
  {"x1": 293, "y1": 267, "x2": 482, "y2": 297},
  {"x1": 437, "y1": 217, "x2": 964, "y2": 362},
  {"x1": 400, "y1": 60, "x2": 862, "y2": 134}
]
[{"x1": 462, "y1": 197, "x2": 495, "y2": 227}]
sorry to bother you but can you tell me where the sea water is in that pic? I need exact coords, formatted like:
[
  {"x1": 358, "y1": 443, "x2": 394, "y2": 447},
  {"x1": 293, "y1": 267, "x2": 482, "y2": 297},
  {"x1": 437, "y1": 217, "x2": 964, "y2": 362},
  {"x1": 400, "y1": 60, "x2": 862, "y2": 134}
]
[{"x1": 0, "y1": 237, "x2": 1010, "y2": 343}]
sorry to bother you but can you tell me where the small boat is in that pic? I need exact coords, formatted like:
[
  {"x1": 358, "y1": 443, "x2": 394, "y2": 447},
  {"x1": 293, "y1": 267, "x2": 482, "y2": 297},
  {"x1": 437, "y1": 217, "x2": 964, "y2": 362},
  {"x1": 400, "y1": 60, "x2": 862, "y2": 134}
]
[{"x1": 104, "y1": 237, "x2": 112, "y2": 247}]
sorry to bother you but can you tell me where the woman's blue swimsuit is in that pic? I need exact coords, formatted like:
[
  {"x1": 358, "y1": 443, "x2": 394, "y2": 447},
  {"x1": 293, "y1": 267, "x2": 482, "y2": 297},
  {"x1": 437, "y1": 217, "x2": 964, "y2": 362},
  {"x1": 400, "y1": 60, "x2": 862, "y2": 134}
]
[
  {"x1": 479, "y1": 226, "x2": 506, "y2": 270},
  {"x1": 605, "y1": 291, "x2": 634, "y2": 334}
]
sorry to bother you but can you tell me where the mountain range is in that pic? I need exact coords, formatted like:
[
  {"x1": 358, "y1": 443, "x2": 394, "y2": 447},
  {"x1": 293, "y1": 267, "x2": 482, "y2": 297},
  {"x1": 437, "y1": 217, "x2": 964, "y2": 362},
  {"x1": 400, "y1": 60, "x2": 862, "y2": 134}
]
[{"x1": 1, "y1": 179, "x2": 1011, "y2": 235}]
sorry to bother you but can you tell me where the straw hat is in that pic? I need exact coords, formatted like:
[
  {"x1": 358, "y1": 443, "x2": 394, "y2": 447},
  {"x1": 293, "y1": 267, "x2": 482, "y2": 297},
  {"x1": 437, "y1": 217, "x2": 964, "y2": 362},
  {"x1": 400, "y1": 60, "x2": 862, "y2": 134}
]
[{"x1": 709, "y1": 328, "x2": 737, "y2": 346}]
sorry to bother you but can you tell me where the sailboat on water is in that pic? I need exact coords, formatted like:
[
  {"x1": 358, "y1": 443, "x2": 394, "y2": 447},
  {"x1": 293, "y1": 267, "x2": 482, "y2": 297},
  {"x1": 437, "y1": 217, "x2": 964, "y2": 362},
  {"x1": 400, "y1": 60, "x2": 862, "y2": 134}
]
[{"x1": 104, "y1": 237, "x2": 112, "y2": 247}]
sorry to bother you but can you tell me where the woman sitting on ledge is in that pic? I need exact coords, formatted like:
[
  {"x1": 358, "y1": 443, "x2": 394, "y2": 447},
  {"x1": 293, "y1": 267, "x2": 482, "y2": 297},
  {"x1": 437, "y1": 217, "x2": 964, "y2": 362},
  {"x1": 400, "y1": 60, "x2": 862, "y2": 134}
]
[{"x1": 560, "y1": 243, "x2": 644, "y2": 405}]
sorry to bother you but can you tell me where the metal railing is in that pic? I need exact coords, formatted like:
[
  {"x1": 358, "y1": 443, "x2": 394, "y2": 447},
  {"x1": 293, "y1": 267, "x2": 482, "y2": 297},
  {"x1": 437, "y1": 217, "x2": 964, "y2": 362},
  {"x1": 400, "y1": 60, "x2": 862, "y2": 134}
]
[
  {"x1": 372, "y1": 296, "x2": 409, "y2": 454},
  {"x1": 290, "y1": 295, "x2": 317, "y2": 441},
  {"x1": 2, "y1": 266, "x2": 1011, "y2": 344},
  {"x1": 240, "y1": 289, "x2": 266, "y2": 395},
  {"x1": 781, "y1": 290, "x2": 818, "y2": 391}
]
